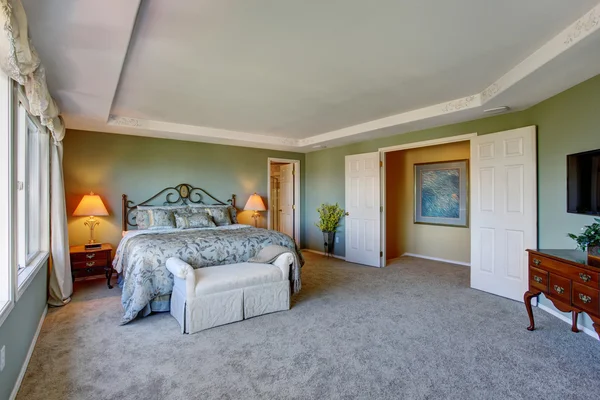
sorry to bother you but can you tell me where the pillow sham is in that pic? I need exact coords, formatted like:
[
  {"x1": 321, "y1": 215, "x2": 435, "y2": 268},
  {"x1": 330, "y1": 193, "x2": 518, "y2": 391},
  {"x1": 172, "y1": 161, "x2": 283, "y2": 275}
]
[
  {"x1": 174, "y1": 211, "x2": 216, "y2": 229},
  {"x1": 208, "y1": 207, "x2": 233, "y2": 226},
  {"x1": 188, "y1": 204, "x2": 238, "y2": 224},
  {"x1": 136, "y1": 205, "x2": 186, "y2": 230}
]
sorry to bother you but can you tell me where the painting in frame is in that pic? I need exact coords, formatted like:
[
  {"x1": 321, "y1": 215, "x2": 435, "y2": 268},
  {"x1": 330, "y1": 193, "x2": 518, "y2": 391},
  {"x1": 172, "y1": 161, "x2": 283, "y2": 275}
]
[{"x1": 414, "y1": 160, "x2": 468, "y2": 227}]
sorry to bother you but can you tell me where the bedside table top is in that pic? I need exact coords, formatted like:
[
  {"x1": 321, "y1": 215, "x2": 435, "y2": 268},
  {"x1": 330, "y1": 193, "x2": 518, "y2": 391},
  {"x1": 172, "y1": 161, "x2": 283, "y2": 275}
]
[{"x1": 70, "y1": 243, "x2": 113, "y2": 254}]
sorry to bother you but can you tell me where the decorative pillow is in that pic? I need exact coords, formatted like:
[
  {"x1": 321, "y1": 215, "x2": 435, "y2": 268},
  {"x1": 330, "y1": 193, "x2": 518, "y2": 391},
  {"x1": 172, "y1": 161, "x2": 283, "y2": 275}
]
[
  {"x1": 208, "y1": 207, "x2": 233, "y2": 226},
  {"x1": 188, "y1": 205, "x2": 238, "y2": 224},
  {"x1": 174, "y1": 211, "x2": 216, "y2": 229},
  {"x1": 135, "y1": 205, "x2": 186, "y2": 230}
]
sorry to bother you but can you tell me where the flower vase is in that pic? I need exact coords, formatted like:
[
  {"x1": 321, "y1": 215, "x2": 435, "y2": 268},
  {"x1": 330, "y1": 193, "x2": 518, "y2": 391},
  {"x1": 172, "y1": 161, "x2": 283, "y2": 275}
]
[
  {"x1": 588, "y1": 245, "x2": 600, "y2": 267},
  {"x1": 323, "y1": 231, "x2": 335, "y2": 257}
]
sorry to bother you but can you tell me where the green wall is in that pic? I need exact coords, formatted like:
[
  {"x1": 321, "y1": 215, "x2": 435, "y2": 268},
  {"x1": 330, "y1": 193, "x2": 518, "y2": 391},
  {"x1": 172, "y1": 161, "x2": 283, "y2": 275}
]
[
  {"x1": 0, "y1": 267, "x2": 47, "y2": 400},
  {"x1": 305, "y1": 110, "x2": 534, "y2": 256},
  {"x1": 63, "y1": 131, "x2": 305, "y2": 248},
  {"x1": 306, "y1": 73, "x2": 600, "y2": 331}
]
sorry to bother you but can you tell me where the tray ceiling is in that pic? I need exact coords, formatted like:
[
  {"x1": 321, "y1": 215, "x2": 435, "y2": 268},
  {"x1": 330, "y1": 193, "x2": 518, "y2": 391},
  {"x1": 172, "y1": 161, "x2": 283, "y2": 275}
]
[{"x1": 21, "y1": 0, "x2": 600, "y2": 151}]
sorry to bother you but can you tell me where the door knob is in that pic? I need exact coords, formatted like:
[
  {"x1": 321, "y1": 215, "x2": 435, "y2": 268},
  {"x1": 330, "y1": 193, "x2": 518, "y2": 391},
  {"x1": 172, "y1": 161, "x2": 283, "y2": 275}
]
[{"x1": 345, "y1": 212, "x2": 349, "y2": 216}]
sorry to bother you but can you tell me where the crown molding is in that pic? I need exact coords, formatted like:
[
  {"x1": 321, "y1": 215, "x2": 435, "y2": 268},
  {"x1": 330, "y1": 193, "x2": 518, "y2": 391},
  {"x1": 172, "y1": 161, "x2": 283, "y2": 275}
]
[{"x1": 66, "y1": 3, "x2": 600, "y2": 153}]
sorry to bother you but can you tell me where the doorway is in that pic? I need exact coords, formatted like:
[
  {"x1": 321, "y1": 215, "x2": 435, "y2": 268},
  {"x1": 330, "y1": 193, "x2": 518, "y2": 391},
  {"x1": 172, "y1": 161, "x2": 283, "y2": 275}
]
[
  {"x1": 267, "y1": 158, "x2": 301, "y2": 246},
  {"x1": 376, "y1": 127, "x2": 537, "y2": 303}
]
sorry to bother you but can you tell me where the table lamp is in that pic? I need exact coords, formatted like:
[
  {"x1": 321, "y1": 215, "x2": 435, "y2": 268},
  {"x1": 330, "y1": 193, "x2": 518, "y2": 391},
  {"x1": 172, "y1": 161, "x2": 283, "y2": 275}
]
[
  {"x1": 73, "y1": 192, "x2": 109, "y2": 249},
  {"x1": 244, "y1": 193, "x2": 266, "y2": 227}
]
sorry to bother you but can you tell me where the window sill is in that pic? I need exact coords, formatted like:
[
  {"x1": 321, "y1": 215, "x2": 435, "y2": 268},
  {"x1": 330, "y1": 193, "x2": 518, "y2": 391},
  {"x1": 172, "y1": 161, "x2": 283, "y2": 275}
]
[
  {"x1": 0, "y1": 300, "x2": 14, "y2": 327},
  {"x1": 17, "y1": 251, "x2": 49, "y2": 301}
]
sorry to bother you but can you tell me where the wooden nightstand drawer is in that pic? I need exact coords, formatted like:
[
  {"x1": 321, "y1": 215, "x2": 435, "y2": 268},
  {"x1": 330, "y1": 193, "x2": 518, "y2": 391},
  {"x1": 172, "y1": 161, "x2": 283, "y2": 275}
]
[
  {"x1": 548, "y1": 273, "x2": 570, "y2": 303},
  {"x1": 529, "y1": 266, "x2": 548, "y2": 292},
  {"x1": 572, "y1": 283, "x2": 600, "y2": 315},
  {"x1": 71, "y1": 251, "x2": 108, "y2": 263},
  {"x1": 72, "y1": 260, "x2": 108, "y2": 270}
]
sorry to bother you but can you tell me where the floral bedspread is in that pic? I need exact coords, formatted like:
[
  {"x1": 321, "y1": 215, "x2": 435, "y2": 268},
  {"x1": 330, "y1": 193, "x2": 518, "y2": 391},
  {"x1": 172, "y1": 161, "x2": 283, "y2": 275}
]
[{"x1": 113, "y1": 225, "x2": 303, "y2": 324}]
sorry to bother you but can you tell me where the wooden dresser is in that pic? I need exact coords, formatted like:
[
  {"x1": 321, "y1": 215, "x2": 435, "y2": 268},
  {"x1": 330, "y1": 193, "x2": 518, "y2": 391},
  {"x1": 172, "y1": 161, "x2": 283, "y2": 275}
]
[
  {"x1": 525, "y1": 249, "x2": 600, "y2": 338},
  {"x1": 70, "y1": 243, "x2": 114, "y2": 289}
]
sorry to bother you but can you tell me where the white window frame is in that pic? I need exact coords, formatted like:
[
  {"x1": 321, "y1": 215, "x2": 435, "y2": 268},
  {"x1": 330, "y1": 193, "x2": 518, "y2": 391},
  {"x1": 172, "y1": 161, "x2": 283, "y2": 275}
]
[
  {"x1": 15, "y1": 91, "x2": 50, "y2": 300},
  {"x1": 0, "y1": 73, "x2": 15, "y2": 326}
]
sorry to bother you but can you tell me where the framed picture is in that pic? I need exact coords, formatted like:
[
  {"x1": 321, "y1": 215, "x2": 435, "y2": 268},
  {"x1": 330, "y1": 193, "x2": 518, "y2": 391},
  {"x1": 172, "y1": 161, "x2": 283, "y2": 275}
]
[{"x1": 414, "y1": 160, "x2": 468, "y2": 227}]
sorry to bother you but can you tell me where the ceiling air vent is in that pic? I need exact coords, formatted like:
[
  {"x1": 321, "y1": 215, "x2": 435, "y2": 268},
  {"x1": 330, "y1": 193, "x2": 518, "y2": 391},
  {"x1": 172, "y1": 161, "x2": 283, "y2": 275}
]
[{"x1": 483, "y1": 106, "x2": 510, "y2": 115}]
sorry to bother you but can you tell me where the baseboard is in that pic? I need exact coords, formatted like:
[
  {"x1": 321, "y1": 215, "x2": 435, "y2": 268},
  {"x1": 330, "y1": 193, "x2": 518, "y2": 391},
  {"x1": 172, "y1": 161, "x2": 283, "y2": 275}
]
[
  {"x1": 302, "y1": 249, "x2": 345, "y2": 261},
  {"x1": 401, "y1": 253, "x2": 470, "y2": 267},
  {"x1": 537, "y1": 303, "x2": 598, "y2": 340},
  {"x1": 10, "y1": 305, "x2": 47, "y2": 400}
]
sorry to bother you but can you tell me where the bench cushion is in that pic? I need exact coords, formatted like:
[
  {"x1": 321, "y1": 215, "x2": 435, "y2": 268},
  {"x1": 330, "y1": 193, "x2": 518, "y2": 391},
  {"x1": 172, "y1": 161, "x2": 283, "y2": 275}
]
[{"x1": 187, "y1": 263, "x2": 284, "y2": 296}]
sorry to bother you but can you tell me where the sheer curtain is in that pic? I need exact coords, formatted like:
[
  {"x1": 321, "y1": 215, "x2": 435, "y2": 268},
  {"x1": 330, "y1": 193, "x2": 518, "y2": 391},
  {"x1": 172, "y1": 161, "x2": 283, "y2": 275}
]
[{"x1": 0, "y1": 0, "x2": 72, "y2": 305}]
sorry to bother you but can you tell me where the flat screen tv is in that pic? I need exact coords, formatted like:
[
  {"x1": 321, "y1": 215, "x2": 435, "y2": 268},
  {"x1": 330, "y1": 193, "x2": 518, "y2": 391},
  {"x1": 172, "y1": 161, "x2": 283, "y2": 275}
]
[{"x1": 567, "y1": 149, "x2": 600, "y2": 215}]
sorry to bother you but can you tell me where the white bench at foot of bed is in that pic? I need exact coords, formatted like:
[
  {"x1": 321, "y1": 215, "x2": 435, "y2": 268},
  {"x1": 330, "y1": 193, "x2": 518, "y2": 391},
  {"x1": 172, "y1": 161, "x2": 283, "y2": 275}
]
[{"x1": 165, "y1": 253, "x2": 293, "y2": 334}]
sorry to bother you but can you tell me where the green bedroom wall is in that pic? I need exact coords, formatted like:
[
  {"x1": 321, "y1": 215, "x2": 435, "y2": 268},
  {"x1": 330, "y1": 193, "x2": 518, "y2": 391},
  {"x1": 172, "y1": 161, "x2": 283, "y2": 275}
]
[
  {"x1": 63, "y1": 131, "x2": 305, "y2": 249},
  {"x1": 305, "y1": 110, "x2": 534, "y2": 257},
  {"x1": 305, "y1": 73, "x2": 600, "y2": 332},
  {"x1": 0, "y1": 266, "x2": 47, "y2": 400}
]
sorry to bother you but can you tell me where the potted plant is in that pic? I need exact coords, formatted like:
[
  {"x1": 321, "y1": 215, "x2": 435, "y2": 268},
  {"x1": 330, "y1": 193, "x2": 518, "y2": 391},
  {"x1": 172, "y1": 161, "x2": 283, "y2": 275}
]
[
  {"x1": 315, "y1": 203, "x2": 346, "y2": 256},
  {"x1": 568, "y1": 218, "x2": 600, "y2": 261}
]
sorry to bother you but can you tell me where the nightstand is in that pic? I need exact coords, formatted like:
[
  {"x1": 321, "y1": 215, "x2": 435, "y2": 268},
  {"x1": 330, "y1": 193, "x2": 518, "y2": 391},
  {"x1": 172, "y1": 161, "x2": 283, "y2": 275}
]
[{"x1": 70, "y1": 243, "x2": 114, "y2": 288}]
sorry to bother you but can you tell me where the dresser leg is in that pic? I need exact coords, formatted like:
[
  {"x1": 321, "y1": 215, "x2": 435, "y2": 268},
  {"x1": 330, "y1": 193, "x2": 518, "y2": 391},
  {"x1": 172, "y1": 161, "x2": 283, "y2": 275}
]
[
  {"x1": 571, "y1": 311, "x2": 580, "y2": 333},
  {"x1": 524, "y1": 291, "x2": 538, "y2": 331}
]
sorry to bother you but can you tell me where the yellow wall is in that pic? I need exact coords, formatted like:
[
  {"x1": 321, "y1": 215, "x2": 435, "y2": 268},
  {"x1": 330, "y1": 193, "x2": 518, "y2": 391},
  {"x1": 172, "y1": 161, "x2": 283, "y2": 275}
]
[{"x1": 385, "y1": 141, "x2": 470, "y2": 263}]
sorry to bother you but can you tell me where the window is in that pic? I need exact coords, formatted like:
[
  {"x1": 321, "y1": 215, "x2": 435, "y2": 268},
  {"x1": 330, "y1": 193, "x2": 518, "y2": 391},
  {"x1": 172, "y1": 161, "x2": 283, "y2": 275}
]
[
  {"x1": 16, "y1": 100, "x2": 50, "y2": 296},
  {"x1": 0, "y1": 72, "x2": 13, "y2": 325}
]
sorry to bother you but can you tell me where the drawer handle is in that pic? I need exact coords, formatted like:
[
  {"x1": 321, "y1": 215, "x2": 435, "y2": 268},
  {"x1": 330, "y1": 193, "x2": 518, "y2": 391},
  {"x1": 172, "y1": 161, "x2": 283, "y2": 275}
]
[
  {"x1": 579, "y1": 272, "x2": 592, "y2": 283},
  {"x1": 553, "y1": 285, "x2": 564, "y2": 294},
  {"x1": 533, "y1": 275, "x2": 543, "y2": 283},
  {"x1": 86, "y1": 253, "x2": 96, "y2": 259},
  {"x1": 533, "y1": 258, "x2": 541, "y2": 266},
  {"x1": 579, "y1": 294, "x2": 592, "y2": 304},
  {"x1": 86, "y1": 261, "x2": 95, "y2": 267}
]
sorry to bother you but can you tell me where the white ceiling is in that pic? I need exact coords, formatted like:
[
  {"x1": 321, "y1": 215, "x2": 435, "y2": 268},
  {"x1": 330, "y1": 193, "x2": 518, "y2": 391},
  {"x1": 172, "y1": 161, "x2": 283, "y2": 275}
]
[{"x1": 21, "y1": 0, "x2": 600, "y2": 152}]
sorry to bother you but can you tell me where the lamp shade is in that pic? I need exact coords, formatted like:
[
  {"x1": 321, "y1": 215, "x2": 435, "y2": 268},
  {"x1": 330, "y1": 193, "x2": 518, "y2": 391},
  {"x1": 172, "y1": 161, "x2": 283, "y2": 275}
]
[
  {"x1": 73, "y1": 192, "x2": 109, "y2": 216},
  {"x1": 244, "y1": 193, "x2": 266, "y2": 211}
]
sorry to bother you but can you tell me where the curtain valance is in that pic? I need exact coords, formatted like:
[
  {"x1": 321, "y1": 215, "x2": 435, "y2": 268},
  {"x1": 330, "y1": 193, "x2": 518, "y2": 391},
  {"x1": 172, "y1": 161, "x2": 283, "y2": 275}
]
[{"x1": 0, "y1": 0, "x2": 65, "y2": 141}]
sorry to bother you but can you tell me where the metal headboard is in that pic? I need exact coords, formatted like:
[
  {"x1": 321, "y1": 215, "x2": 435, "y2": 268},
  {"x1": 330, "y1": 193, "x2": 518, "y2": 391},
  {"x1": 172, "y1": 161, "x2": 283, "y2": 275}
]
[{"x1": 122, "y1": 183, "x2": 236, "y2": 231}]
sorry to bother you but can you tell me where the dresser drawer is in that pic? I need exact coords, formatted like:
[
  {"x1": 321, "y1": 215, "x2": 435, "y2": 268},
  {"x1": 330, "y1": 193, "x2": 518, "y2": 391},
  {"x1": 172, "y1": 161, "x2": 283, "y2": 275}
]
[
  {"x1": 72, "y1": 259, "x2": 109, "y2": 270},
  {"x1": 71, "y1": 251, "x2": 108, "y2": 263},
  {"x1": 572, "y1": 283, "x2": 600, "y2": 315},
  {"x1": 529, "y1": 266, "x2": 548, "y2": 292},
  {"x1": 548, "y1": 273, "x2": 571, "y2": 304},
  {"x1": 566, "y1": 267, "x2": 600, "y2": 289},
  {"x1": 529, "y1": 254, "x2": 566, "y2": 273}
]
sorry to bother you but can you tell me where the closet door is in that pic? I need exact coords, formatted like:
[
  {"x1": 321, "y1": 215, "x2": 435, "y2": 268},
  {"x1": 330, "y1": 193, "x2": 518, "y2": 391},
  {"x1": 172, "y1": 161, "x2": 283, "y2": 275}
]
[
  {"x1": 345, "y1": 152, "x2": 381, "y2": 267},
  {"x1": 470, "y1": 126, "x2": 537, "y2": 302}
]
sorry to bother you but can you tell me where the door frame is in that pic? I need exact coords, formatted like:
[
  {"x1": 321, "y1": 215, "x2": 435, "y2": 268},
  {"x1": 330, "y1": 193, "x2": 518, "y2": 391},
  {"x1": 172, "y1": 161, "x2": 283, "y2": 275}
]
[
  {"x1": 267, "y1": 157, "x2": 301, "y2": 246},
  {"x1": 378, "y1": 133, "x2": 477, "y2": 266}
]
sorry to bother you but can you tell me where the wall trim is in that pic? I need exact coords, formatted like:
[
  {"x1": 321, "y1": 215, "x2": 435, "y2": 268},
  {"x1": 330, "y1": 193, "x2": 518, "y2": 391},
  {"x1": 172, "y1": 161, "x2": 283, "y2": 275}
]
[
  {"x1": 302, "y1": 248, "x2": 346, "y2": 261},
  {"x1": 10, "y1": 305, "x2": 47, "y2": 400},
  {"x1": 379, "y1": 133, "x2": 477, "y2": 153},
  {"x1": 537, "y1": 303, "x2": 598, "y2": 340},
  {"x1": 401, "y1": 252, "x2": 470, "y2": 267}
]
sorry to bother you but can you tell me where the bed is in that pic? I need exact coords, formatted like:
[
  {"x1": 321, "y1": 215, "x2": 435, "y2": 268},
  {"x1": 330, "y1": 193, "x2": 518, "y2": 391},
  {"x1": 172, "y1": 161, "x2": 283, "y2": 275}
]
[{"x1": 114, "y1": 183, "x2": 303, "y2": 324}]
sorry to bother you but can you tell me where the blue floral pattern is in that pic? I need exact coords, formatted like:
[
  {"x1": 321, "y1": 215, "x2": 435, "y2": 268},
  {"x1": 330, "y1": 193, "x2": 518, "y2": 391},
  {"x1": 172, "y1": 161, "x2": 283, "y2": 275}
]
[{"x1": 114, "y1": 226, "x2": 303, "y2": 324}]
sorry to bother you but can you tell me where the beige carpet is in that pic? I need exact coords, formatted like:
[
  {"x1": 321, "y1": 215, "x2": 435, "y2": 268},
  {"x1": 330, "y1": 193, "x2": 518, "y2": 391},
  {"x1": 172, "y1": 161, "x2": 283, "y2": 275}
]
[{"x1": 16, "y1": 252, "x2": 600, "y2": 400}]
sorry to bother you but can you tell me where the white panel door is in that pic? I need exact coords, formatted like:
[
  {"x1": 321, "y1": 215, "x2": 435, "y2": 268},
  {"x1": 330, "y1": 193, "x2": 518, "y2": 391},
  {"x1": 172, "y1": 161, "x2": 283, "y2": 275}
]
[
  {"x1": 470, "y1": 126, "x2": 537, "y2": 302},
  {"x1": 345, "y1": 153, "x2": 381, "y2": 267},
  {"x1": 280, "y1": 164, "x2": 295, "y2": 239}
]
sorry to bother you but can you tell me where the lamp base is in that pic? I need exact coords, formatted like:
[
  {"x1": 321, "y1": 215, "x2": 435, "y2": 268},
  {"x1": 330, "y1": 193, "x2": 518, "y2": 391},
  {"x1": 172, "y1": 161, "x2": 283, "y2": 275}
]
[{"x1": 85, "y1": 243, "x2": 102, "y2": 250}]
